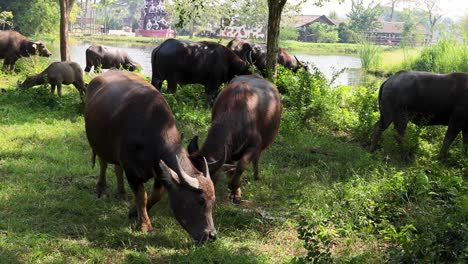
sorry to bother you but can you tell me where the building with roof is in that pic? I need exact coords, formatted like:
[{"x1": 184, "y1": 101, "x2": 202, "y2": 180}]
[
  {"x1": 365, "y1": 21, "x2": 431, "y2": 46},
  {"x1": 288, "y1": 15, "x2": 338, "y2": 42}
]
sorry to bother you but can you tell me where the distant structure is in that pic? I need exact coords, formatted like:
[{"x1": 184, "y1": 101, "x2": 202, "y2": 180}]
[
  {"x1": 365, "y1": 21, "x2": 431, "y2": 46},
  {"x1": 288, "y1": 15, "x2": 338, "y2": 42},
  {"x1": 136, "y1": 0, "x2": 174, "y2": 38},
  {"x1": 217, "y1": 26, "x2": 266, "y2": 40}
]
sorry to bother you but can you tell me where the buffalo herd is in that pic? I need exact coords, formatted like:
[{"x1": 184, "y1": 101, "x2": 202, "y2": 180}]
[{"x1": 1, "y1": 30, "x2": 467, "y2": 244}]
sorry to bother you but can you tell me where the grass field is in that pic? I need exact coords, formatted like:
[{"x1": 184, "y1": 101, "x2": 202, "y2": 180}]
[{"x1": 0, "y1": 58, "x2": 466, "y2": 263}]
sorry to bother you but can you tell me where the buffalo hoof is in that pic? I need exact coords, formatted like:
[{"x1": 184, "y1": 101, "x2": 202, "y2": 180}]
[
  {"x1": 114, "y1": 191, "x2": 126, "y2": 200},
  {"x1": 139, "y1": 222, "x2": 153, "y2": 232},
  {"x1": 96, "y1": 184, "x2": 107, "y2": 199},
  {"x1": 128, "y1": 207, "x2": 137, "y2": 219},
  {"x1": 232, "y1": 196, "x2": 242, "y2": 204}
]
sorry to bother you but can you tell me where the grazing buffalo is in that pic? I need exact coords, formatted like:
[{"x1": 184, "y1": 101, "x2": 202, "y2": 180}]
[
  {"x1": 188, "y1": 74, "x2": 282, "y2": 203},
  {"x1": 151, "y1": 38, "x2": 251, "y2": 105},
  {"x1": 20, "y1": 61, "x2": 86, "y2": 97},
  {"x1": 227, "y1": 38, "x2": 307, "y2": 76},
  {"x1": 84, "y1": 44, "x2": 140, "y2": 73},
  {"x1": 85, "y1": 70, "x2": 217, "y2": 243},
  {"x1": 0, "y1": 30, "x2": 52, "y2": 72},
  {"x1": 370, "y1": 71, "x2": 468, "y2": 159}
]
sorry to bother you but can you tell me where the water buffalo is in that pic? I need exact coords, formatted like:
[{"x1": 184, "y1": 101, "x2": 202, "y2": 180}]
[
  {"x1": 226, "y1": 38, "x2": 307, "y2": 76},
  {"x1": 0, "y1": 30, "x2": 52, "y2": 72},
  {"x1": 188, "y1": 74, "x2": 282, "y2": 203},
  {"x1": 84, "y1": 44, "x2": 140, "y2": 73},
  {"x1": 370, "y1": 71, "x2": 468, "y2": 159},
  {"x1": 20, "y1": 61, "x2": 86, "y2": 97},
  {"x1": 85, "y1": 70, "x2": 217, "y2": 243},
  {"x1": 150, "y1": 38, "x2": 251, "y2": 105}
]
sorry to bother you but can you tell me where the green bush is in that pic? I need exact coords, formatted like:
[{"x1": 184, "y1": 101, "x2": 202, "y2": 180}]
[
  {"x1": 403, "y1": 38, "x2": 468, "y2": 73},
  {"x1": 280, "y1": 26, "x2": 299, "y2": 41}
]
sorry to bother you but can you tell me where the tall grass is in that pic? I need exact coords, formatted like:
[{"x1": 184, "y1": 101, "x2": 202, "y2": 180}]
[
  {"x1": 402, "y1": 38, "x2": 468, "y2": 73},
  {"x1": 358, "y1": 39, "x2": 383, "y2": 71}
]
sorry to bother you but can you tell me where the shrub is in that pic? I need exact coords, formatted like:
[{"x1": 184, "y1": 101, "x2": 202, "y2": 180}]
[{"x1": 403, "y1": 38, "x2": 468, "y2": 73}]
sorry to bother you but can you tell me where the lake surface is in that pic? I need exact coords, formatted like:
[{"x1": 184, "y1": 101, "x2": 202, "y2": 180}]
[{"x1": 55, "y1": 42, "x2": 362, "y2": 86}]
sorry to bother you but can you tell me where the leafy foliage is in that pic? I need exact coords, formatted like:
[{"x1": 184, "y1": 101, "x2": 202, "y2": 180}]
[
  {"x1": 280, "y1": 26, "x2": 299, "y2": 41},
  {"x1": 402, "y1": 38, "x2": 468, "y2": 73},
  {"x1": 303, "y1": 23, "x2": 339, "y2": 43},
  {"x1": 347, "y1": 0, "x2": 383, "y2": 33}
]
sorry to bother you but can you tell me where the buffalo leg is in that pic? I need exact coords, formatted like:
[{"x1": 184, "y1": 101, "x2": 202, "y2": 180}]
[
  {"x1": 96, "y1": 156, "x2": 108, "y2": 198},
  {"x1": 126, "y1": 168, "x2": 152, "y2": 232},
  {"x1": 439, "y1": 120, "x2": 463, "y2": 159},
  {"x1": 228, "y1": 149, "x2": 256, "y2": 204},
  {"x1": 151, "y1": 78, "x2": 163, "y2": 90},
  {"x1": 57, "y1": 83, "x2": 63, "y2": 97},
  {"x1": 252, "y1": 154, "x2": 260, "y2": 181},
  {"x1": 393, "y1": 114, "x2": 409, "y2": 160},
  {"x1": 167, "y1": 76, "x2": 177, "y2": 94},
  {"x1": 369, "y1": 117, "x2": 391, "y2": 152},
  {"x1": 50, "y1": 84, "x2": 56, "y2": 95},
  {"x1": 114, "y1": 165, "x2": 126, "y2": 200},
  {"x1": 4, "y1": 57, "x2": 17, "y2": 72},
  {"x1": 147, "y1": 179, "x2": 165, "y2": 210},
  {"x1": 128, "y1": 169, "x2": 164, "y2": 218},
  {"x1": 463, "y1": 128, "x2": 468, "y2": 154}
]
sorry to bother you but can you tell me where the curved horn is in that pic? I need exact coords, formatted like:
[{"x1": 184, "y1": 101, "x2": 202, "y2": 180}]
[
  {"x1": 294, "y1": 55, "x2": 301, "y2": 65},
  {"x1": 201, "y1": 157, "x2": 210, "y2": 180},
  {"x1": 176, "y1": 155, "x2": 200, "y2": 189},
  {"x1": 207, "y1": 146, "x2": 227, "y2": 175},
  {"x1": 247, "y1": 50, "x2": 253, "y2": 65},
  {"x1": 294, "y1": 55, "x2": 307, "y2": 68}
]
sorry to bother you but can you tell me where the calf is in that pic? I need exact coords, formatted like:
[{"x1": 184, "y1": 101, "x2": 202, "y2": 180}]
[
  {"x1": 0, "y1": 30, "x2": 51, "y2": 72},
  {"x1": 20, "y1": 61, "x2": 86, "y2": 97},
  {"x1": 85, "y1": 70, "x2": 217, "y2": 243},
  {"x1": 370, "y1": 71, "x2": 468, "y2": 159},
  {"x1": 188, "y1": 74, "x2": 282, "y2": 203}
]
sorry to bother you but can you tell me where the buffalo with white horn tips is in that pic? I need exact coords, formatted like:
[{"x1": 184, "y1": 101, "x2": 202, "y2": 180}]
[
  {"x1": 188, "y1": 74, "x2": 282, "y2": 204},
  {"x1": 84, "y1": 70, "x2": 216, "y2": 243}
]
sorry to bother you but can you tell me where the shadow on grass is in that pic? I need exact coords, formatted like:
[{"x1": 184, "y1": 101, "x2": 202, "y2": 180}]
[
  {"x1": 0, "y1": 249, "x2": 22, "y2": 264},
  {"x1": 0, "y1": 129, "x2": 282, "y2": 262},
  {"x1": 0, "y1": 85, "x2": 84, "y2": 125}
]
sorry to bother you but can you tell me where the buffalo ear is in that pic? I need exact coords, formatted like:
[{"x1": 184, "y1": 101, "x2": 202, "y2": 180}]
[
  {"x1": 159, "y1": 159, "x2": 181, "y2": 188},
  {"x1": 188, "y1": 136, "x2": 199, "y2": 154}
]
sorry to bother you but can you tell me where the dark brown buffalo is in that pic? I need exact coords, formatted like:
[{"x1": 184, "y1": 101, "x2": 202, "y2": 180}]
[
  {"x1": 0, "y1": 30, "x2": 51, "y2": 72},
  {"x1": 370, "y1": 71, "x2": 468, "y2": 159},
  {"x1": 151, "y1": 38, "x2": 251, "y2": 105},
  {"x1": 85, "y1": 70, "x2": 217, "y2": 243},
  {"x1": 84, "y1": 44, "x2": 140, "y2": 73},
  {"x1": 188, "y1": 74, "x2": 282, "y2": 203},
  {"x1": 226, "y1": 38, "x2": 307, "y2": 76},
  {"x1": 20, "y1": 61, "x2": 86, "y2": 97}
]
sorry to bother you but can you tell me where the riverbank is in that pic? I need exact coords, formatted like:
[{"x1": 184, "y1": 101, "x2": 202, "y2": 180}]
[{"x1": 70, "y1": 34, "x2": 367, "y2": 55}]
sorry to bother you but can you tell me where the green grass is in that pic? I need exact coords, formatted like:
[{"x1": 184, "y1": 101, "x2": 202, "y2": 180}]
[{"x1": 0, "y1": 60, "x2": 466, "y2": 263}]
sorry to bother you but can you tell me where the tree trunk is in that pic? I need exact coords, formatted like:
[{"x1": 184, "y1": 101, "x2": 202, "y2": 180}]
[
  {"x1": 60, "y1": 0, "x2": 75, "y2": 61},
  {"x1": 266, "y1": 0, "x2": 287, "y2": 79}
]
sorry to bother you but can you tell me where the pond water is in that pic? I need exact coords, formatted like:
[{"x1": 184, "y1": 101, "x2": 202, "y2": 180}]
[{"x1": 54, "y1": 42, "x2": 362, "y2": 86}]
